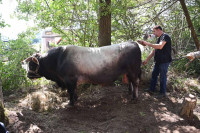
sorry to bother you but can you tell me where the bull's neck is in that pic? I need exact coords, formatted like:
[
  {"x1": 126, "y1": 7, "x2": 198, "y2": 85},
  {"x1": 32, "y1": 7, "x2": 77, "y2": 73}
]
[{"x1": 37, "y1": 57, "x2": 59, "y2": 81}]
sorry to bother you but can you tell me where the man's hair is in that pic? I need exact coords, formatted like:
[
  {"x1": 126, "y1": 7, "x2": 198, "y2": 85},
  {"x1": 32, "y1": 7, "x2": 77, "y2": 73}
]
[{"x1": 153, "y1": 25, "x2": 162, "y2": 31}]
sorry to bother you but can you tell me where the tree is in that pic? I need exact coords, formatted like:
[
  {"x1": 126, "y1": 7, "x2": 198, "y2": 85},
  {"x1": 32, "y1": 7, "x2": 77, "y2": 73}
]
[
  {"x1": 98, "y1": 0, "x2": 111, "y2": 46},
  {"x1": 15, "y1": 0, "x2": 199, "y2": 50},
  {"x1": 179, "y1": 0, "x2": 200, "y2": 50}
]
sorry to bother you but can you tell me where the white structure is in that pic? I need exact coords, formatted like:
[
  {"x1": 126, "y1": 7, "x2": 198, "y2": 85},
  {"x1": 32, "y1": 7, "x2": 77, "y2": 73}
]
[{"x1": 41, "y1": 28, "x2": 62, "y2": 53}]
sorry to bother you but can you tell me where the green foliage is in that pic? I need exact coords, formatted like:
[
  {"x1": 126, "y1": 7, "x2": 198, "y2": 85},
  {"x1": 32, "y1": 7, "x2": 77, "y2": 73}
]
[
  {"x1": 139, "y1": 111, "x2": 146, "y2": 117},
  {"x1": 111, "y1": 0, "x2": 143, "y2": 41},
  {"x1": 0, "y1": 19, "x2": 6, "y2": 28},
  {"x1": 15, "y1": 0, "x2": 199, "y2": 47},
  {"x1": 0, "y1": 29, "x2": 37, "y2": 91},
  {"x1": 16, "y1": 0, "x2": 100, "y2": 47},
  {"x1": 0, "y1": 12, "x2": 7, "y2": 29},
  {"x1": 169, "y1": 74, "x2": 186, "y2": 93},
  {"x1": 49, "y1": 42, "x2": 57, "y2": 48},
  {"x1": 171, "y1": 58, "x2": 200, "y2": 76}
]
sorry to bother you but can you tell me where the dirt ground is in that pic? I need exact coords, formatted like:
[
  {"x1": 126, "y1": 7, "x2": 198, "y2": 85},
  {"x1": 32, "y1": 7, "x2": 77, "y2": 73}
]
[{"x1": 4, "y1": 81, "x2": 200, "y2": 133}]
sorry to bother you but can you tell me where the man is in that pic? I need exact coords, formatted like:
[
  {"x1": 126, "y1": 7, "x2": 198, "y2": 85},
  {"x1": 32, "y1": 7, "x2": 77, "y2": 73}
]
[
  {"x1": 138, "y1": 25, "x2": 172, "y2": 98},
  {"x1": 0, "y1": 122, "x2": 8, "y2": 133}
]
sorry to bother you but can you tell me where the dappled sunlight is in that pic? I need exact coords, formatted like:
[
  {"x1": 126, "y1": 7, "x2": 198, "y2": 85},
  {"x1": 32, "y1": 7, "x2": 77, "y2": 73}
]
[
  {"x1": 25, "y1": 124, "x2": 42, "y2": 133},
  {"x1": 166, "y1": 126, "x2": 199, "y2": 133},
  {"x1": 154, "y1": 111, "x2": 184, "y2": 123},
  {"x1": 185, "y1": 78, "x2": 200, "y2": 90},
  {"x1": 61, "y1": 101, "x2": 70, "y2": 108}
]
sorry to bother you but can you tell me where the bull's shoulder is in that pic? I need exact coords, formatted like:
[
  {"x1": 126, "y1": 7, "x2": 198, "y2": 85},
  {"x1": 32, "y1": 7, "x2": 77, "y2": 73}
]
[
  {"x1": 46, "y1": 46, "x2": 78, "y2": 55},
  {"x1": 46, "y1": 46, "x2": 66, "y2": 54},
  {"x1": 116, "y1": 41, "x2": 139, "y2": 48}
]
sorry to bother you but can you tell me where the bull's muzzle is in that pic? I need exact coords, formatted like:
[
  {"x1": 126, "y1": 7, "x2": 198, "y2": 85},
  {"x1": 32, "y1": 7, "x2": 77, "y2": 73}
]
[{"x1": 27, "y1": 72, "x2": 41, "y2": 79}]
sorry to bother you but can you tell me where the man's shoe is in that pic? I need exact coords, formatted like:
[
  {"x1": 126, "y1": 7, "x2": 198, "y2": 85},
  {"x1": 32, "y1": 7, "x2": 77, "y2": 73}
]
[
  {"x1": 147, "y1": 90, "x2": 154, "y2": 95},
  {"x1": 156, "y1": 93, "x2": 167, "y2": 99},
  {"x1": 144, "y1": 88, "x2": 154, "y2": 95}
]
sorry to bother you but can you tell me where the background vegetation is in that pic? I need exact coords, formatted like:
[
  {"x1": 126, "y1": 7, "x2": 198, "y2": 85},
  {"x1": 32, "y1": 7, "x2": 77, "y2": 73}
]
[
  {"x1": 0, "y1": 0, "x2": 200, "y2": 91},
  {"x1": 0, "y1": 29, "x2": 37, "y2": 91}
]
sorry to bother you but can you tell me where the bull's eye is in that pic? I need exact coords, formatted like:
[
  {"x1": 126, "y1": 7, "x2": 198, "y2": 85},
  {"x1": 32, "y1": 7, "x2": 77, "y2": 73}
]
[
  {"x1": 28, "y1": 61, "x2": 38, "y2": 71},
  {"x1": 29, "y1": 65, "x2": 34, "y2": 70}
]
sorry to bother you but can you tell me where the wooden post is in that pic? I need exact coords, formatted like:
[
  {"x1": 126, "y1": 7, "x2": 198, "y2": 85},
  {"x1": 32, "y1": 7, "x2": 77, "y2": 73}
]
[{"x1": 180, "y1": 94, "x2": 197, "y2": 119}]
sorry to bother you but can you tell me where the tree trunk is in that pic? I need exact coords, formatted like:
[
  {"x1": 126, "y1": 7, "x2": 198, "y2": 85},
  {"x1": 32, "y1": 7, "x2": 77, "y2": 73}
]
[
  {"x1": 0, "y1": 74, "x2": 7, "y2": 124},
  {"x1": 180, "y1": 94, "x2": 197, "y2": 119},
  {"x1": 98, "y1": 0, "x2": 111, "y2": 47},
  {"x1": 0, "y1": 74, "x2": 3, "y2": 108},
  {"x1": 179, "y1": 0, "x2": 200, "y2": 50}
]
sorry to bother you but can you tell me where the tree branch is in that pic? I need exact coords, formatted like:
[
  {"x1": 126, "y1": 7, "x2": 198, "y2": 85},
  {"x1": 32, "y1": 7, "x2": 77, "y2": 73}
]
[{"x1": 140, "y1": 0, "x2": 179, "y2": 27}]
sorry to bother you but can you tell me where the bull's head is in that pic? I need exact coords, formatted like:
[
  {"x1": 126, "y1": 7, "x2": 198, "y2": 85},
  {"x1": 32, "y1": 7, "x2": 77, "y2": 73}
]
[{"x1": 22, "y1": 53, "x2": 42, "y2": 79}]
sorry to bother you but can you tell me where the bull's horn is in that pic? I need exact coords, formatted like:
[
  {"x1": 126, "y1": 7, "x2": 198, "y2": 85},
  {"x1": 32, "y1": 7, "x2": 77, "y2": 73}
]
[
  {"x1": 32, "y1": 57, "x2": 39, "y2": 65},
  {"x1": 24, "y1": 57, "x2": 33, "y2": 62},
  {"x1": 35, "y1": 53, "x2": 41, "y2": 57}
]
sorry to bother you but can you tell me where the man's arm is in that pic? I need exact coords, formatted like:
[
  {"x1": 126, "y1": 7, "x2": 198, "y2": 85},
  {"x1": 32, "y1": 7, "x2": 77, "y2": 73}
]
[
  {"x1": 143, "y1": 50, "x2": 155, "y2": 65},
  {"x1": 137, "y1": 40, "x2": 166, "y2": 49}
]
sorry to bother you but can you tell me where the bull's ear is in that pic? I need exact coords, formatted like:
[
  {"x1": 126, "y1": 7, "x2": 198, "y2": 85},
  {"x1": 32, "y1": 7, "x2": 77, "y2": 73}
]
[
  {"x1": 36, "y1": 53, "x2": 41, "y2": 56},
  {"x1": 24, "y1": 57, "x2": 32, "y2": 62},
  {"x1": 32, "y1": 57, "x2": 39, "y2": 65}
]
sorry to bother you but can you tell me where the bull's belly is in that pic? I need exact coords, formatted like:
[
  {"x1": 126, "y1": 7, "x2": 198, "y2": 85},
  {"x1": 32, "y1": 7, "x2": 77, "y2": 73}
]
[{"x1": 77, "y1": 74, "x2": 120, "y2": 86}]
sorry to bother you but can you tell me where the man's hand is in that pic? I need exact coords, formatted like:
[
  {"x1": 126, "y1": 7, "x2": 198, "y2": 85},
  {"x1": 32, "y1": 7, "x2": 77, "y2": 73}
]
[
  {"x1": 142, "y1": 60, "x2": 148, "y2": 65},
  {"x1": 137, "y1": 40, "x2": 146, "y2": 46}
]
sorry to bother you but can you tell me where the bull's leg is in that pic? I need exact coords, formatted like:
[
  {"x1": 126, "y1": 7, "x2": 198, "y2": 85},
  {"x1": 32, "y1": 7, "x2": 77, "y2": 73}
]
[
  {"x1": 132, "y1": 78, "x2": 140, "y2": 101},
  {"x1": 67, "y1": 86, "x2": 76, "y2": 106},
  {"x1": 128, "y1": 73, "x2": 139, "y2": 101},
  {"x1": 74, "y1": 90, "x2": 78, "y2": 102},
  {"x1": 127, "y1": 74, "x2": 133, "y2": 95},
  {"x1": 65, "y1": 79, "x2": 77, "y2": 106},
  {"x1": 128, "y1": 82, "x2": 133, "y2": 95}
]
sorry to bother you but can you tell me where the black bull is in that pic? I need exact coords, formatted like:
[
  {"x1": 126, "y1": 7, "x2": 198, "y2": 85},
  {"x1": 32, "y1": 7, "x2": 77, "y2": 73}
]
[{"x1": 23, "y1": 41, "x2": 142, "y2": 105}]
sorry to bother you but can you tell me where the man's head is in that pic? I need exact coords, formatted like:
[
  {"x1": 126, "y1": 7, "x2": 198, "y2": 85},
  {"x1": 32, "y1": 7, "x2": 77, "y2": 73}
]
[{"x1": 153, "y1": 25, "x2": 163, "y2": 37}]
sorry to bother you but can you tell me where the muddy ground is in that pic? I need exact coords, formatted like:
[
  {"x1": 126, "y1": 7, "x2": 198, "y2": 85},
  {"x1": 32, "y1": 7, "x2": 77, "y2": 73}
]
[{"x1": 4, "y1": 81, "x2": 200, "y2": 133}]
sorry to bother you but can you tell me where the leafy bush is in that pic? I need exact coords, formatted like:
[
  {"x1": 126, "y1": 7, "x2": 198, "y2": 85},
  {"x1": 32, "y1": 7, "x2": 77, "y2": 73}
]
[{"x1": 0, "y1": 31, "x2": 37, "y2": 91}]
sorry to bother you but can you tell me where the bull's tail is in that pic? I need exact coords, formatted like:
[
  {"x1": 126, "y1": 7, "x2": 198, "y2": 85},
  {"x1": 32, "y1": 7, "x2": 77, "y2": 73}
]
[{"x1": 138, "y1": 68, "x2": 142, "y2": 80}]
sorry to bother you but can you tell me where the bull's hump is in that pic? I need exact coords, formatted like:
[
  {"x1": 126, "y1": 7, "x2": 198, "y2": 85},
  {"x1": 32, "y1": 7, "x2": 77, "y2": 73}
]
[{"x1": 87, "y1": 47, "x2": 102, "y2": 54}]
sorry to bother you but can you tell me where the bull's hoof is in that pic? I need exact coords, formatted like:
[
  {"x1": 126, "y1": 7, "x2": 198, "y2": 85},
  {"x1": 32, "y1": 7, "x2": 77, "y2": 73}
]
[
  {"x1": 69, "y1": 100, "x2": 75, "y2": 106},
  {"x1": 74, "y1": 94, "x2": 78, "y2": 102},
  {"x1": 131, "y1": 98, "x2": 138, "y2": 104}
]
